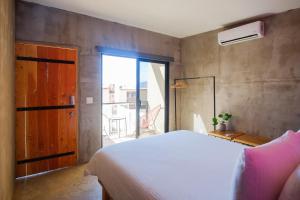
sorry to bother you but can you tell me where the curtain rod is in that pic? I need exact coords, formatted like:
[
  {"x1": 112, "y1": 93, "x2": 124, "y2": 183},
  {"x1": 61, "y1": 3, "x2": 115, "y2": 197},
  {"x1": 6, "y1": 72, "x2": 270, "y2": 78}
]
[{"x1": 95, "y1": 46, "x2": 174, "y2": 62}]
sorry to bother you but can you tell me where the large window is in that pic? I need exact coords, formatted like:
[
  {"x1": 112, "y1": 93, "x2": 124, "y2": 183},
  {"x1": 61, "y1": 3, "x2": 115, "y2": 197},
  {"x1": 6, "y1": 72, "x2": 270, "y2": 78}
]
[{"x1": 101, "y1": 55, "x2": 169, "y2": 147}]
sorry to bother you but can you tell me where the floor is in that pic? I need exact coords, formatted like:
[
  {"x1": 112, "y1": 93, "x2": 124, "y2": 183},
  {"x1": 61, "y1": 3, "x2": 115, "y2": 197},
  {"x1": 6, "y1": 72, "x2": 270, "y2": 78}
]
[{"x1": 14, "y1": 165, "x2": 101, "y2": 200}]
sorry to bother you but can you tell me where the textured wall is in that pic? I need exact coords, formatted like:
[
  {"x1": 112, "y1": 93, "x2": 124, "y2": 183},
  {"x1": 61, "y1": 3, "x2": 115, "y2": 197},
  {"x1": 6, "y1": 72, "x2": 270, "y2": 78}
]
[
  {"x1": 0, "y1": 0, "x2": 15, "y2": 199},
  {"x1": 181, "y1": 9, "x2": 300, "y2": 138},
  {"x1": 16, "y1": 1, "x2": 181, "y2": 162}
]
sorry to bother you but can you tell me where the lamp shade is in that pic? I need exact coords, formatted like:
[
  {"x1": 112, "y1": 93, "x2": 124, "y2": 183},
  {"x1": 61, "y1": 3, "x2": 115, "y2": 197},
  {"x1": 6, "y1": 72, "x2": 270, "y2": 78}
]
[{"x1": 171, "y1": 80, "x2": 188, "y2": 89}]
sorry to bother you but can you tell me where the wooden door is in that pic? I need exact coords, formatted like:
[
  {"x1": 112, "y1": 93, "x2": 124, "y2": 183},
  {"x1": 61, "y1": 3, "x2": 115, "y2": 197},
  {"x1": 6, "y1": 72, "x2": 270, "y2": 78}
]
[{"x1": 15, "y1": 43, "x2": 78, "y2": 177}]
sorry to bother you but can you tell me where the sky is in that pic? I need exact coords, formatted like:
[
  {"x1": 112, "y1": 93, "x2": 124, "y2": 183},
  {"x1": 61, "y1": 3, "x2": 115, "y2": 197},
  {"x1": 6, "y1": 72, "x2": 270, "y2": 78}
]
[{"x1": 102, "y1": 55, "x2": 148, "y2": 89}]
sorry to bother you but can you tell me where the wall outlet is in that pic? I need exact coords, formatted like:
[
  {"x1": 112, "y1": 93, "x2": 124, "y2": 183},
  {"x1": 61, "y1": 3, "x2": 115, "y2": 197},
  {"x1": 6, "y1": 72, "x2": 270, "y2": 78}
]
[{"x1": 86, "y1": 97, "x2": 93, "y2": 104}]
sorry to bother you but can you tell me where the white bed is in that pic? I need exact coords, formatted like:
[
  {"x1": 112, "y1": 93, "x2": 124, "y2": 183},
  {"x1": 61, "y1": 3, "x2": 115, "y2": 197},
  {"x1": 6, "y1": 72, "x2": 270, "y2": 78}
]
[{"x1": 86, "y1": 130, "x2": 246, "y2": 200}]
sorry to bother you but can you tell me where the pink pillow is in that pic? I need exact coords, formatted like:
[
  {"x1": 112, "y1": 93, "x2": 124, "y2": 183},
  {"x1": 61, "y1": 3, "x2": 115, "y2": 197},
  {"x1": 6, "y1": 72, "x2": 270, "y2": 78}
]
[
  {"x1": 232, "y1": 130, "x2": 300, "y2": 200},
  {"x1": 279, "y1": 164, "x2": 300, "y2": 200}
]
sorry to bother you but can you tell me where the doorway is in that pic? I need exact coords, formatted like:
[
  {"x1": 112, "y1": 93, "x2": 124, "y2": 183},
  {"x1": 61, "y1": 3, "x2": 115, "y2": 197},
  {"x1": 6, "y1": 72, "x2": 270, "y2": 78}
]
[{"x1": 101, "y1": 55, "x2": 169, "y2": 147}]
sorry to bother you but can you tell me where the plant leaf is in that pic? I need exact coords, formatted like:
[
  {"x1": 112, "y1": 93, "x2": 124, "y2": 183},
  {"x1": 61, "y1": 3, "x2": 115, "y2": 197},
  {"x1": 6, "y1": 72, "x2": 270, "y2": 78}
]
[{"x1": 212, "y1": 117, "x2": 218, "y2": 126}]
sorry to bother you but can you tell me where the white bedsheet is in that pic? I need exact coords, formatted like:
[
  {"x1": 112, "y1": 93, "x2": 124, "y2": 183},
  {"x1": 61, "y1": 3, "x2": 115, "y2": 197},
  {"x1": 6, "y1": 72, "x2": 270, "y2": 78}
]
[{"x1": 86, "y1": 131, "x2": 246, "y2": 200}]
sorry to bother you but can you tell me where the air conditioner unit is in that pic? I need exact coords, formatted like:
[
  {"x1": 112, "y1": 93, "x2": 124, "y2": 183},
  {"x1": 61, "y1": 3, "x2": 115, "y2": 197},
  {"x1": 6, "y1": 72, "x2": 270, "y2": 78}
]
[{"x1": 218, "y1": 21, "x2": 264, "y2": 46}]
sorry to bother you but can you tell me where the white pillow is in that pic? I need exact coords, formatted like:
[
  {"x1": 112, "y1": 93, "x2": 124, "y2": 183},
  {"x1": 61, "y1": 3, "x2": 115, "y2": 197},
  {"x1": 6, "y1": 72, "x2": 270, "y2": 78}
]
[{"x1": 279, "y1": 164, "x2": 300, "y2": 200}]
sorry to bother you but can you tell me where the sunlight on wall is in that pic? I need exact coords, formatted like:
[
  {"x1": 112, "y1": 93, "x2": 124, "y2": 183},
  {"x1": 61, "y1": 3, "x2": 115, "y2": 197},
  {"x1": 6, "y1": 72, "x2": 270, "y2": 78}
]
[
  {"x1": 193, "y1": 113, "x2": 208, "y2": 134},
  {"x1": 179, "y1": 78, "x2": 214, "y2": 133}
]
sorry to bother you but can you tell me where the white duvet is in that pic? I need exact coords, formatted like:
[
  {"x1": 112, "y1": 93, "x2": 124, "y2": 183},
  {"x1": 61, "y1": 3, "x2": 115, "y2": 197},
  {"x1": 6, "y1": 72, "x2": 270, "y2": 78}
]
[{"x1": 86, "y1": 130, "x2": 246, "y2": 200}]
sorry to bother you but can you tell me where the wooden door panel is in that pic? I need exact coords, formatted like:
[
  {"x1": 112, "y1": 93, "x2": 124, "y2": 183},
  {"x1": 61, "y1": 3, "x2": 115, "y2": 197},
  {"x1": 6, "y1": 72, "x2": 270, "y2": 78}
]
[
  {"x1": 58, "y1": 109, "x2": 77, "y2": 154},
  {"x1": 16, "y1": 43, "x2": 76, "y2": 61},
  {"x1": 16, "y1": 111, "x2": 26, "y2": 161},
  {"x1": 16, "y1": 43, "x2": 37, "y2": 58},
  {"x1": 15, "y1": 43, "x2": 78, "y2": 177},
  {"x1": 15, "y1": 60, "x2": 37, "y2": 108},
  {"x1": 16, "y1": 154, "x2": 77, "y2": 177},
  {"x1": 58, "y1": 63, "x2": 77, "y2": 105},
  {"x1": 16, "y1": 108, "x2": 77, "y2": 161},
  {"x1": 16, "y1": 62, "x2": 76, "y2": 108}
]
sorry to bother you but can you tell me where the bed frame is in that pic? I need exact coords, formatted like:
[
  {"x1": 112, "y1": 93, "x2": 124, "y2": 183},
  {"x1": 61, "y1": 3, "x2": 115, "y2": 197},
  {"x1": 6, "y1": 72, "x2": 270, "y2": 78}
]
[{"x1": 99, "y1": 180, "x2": 112, "y2": 200}]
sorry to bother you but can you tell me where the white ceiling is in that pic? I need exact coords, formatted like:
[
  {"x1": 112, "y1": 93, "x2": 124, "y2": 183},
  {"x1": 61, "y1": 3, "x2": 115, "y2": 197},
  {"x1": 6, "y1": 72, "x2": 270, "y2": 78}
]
[{"x1": 24, "y1": 0, "x2": 300, "y2": 38}]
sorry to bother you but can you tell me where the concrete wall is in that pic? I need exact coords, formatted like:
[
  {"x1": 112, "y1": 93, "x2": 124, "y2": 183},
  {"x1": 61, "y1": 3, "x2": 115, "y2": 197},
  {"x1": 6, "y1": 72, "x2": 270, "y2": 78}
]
[
  {"x1": 16, "y1": 1, "x2": 181, "y2": 162},
  {"x1": 178, "y1": 78, "x2": 214, "y2": 133},
  {"x1": 0, "y1": 0, "x2": 15, "y2": 199},
  {"x1": 181, "y1": 9, "x2": 300, "y2": 138}
]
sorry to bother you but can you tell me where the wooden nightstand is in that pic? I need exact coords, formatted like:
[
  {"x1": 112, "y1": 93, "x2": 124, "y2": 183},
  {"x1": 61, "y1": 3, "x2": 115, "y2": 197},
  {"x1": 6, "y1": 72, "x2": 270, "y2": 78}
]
[
  {"x1": 208, "y1": 130, "x2": 245, "y2": 141},
  {"x1": 233, "y1": 134, "x2": 271, "y2": 147}
]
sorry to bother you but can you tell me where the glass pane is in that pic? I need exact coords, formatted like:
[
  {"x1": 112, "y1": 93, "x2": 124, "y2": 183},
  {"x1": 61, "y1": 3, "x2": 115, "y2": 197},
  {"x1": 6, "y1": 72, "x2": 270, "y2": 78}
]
[
  {"x1": 139, "y1": 61, "x2": 165, "y2": 138},
  {"x1": 102, "y1": 55, "x2": 137, "y2": 147}
]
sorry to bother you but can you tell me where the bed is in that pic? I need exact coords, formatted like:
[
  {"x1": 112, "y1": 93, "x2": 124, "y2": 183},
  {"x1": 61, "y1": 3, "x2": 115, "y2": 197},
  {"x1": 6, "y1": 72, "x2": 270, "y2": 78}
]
[{"x1": 85, "y1": 130, "x2": 246, "y2": 200}]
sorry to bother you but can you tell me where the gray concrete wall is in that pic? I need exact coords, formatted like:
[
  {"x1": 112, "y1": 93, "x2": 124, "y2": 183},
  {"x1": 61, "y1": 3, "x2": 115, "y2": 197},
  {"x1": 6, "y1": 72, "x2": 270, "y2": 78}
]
[
  {"x1": 0, "y1": 0, "x2": 15, "y2": 199},
  {"x1": 16, "y1": 1, "x2": 181, "y2": 163},
  {"x1": 181, "y1": 9, "x2": 300, "y2": 138}
]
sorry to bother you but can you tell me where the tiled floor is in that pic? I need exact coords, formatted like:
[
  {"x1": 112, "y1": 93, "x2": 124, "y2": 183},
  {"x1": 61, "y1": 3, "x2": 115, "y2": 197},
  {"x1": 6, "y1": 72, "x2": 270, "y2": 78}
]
[{"x1": 14, "y1": 165, "x2": 101, "y2": 200}]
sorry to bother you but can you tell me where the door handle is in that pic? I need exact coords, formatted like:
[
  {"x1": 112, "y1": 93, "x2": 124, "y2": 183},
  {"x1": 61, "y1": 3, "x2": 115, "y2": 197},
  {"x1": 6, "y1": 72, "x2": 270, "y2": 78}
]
[
  {"x1": 69, "y1": 96, "x2": 75, "y2": 105},
  {"x1": 69, "y1": 111, "x2": 74, "y2": 118}
]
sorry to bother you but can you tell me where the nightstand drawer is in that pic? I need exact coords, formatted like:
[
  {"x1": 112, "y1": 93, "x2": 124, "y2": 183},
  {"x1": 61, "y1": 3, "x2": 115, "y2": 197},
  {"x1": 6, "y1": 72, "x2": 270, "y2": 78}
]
[
  {"x1": 209, "y1": 131, "x2": 271, "y2": 146},
  {"x1": 233, "y1": 134, "x2": 271, "y2": 147},
  {"x1": 209, "y1": 130, "x2": 244, "y2": 141}
]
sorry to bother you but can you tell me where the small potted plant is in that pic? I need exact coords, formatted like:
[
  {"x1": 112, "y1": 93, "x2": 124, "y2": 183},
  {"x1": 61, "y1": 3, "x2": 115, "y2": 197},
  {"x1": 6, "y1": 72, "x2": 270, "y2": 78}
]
[{"x1": 212, "y1": 112, "x2": 232, "y2": 131}]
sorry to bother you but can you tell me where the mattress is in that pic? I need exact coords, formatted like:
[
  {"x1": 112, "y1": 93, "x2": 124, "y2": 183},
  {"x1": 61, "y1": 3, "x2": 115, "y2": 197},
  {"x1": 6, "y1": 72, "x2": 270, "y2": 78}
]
[{"x1": 85, "y1": 130, "x2": 246, "y2": 200}]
